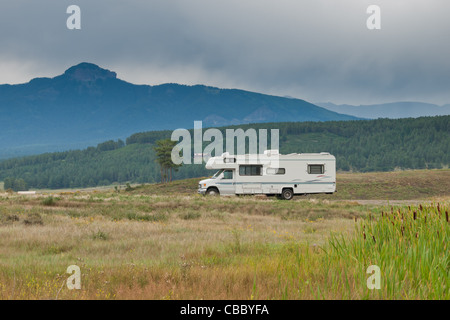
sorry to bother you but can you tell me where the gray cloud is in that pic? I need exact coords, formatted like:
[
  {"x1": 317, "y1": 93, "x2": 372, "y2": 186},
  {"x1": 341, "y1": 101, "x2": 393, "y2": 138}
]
[{"x1": 0, "y1": 0, "x2": 449, "y2": 105}]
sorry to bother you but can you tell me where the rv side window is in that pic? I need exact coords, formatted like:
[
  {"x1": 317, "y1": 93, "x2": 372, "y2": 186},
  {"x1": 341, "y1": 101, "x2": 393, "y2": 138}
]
[
  {"x1": 239, "y1": 165, "x2": 262, "y2": 176},
  {"x1": 222, "y1": 170, "x2": 233, "y2": 179},
  {"x1": 308, "y1": 164, "x2": 324, "y2": 174},
  {"x1": 266, "y1": 168, "x2": 286, "y2": 175}
]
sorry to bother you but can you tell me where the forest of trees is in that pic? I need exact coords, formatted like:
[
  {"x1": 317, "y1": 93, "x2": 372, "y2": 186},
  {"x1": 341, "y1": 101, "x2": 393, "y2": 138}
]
[
  {"x1": 3, "y1": 177, "x2": 28, "y2": 191},
  {"x1": 0, "y1": 116, "x2": 448, "y2": 189}
]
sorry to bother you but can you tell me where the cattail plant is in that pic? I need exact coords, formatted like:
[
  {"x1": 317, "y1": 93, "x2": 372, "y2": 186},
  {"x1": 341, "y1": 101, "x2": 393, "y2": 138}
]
[{"x1": 327, "y1": 202, "x2": 449, "y2": 299}]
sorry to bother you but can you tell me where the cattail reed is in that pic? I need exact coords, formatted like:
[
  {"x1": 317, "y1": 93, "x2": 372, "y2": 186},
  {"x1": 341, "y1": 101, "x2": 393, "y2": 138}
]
[{"x1": 328, "y1": 202, "x2": 449, "y2": 299}]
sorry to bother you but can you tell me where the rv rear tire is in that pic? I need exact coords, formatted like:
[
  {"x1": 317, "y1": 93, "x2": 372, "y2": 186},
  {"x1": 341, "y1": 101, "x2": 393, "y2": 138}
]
[{"x1": 281, "y1": 189, "x2": 294, "y2": 200}]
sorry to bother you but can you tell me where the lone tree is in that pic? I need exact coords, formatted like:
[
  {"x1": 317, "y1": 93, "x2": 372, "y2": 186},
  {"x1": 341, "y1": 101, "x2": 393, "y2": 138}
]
[{"x1": 154, "y1": 139, "x2": 182, "y2": 183}]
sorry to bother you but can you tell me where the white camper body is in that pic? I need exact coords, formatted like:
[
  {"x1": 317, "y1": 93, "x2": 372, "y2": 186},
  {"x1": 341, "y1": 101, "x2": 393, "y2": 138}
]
[{"x1": 198, "y1": 150, "x2": 336, "y2": 200}]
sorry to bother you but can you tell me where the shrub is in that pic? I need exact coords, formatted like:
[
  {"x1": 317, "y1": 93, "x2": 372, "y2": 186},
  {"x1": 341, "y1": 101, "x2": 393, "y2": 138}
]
[
  {"x1": 92, "y1": 230, "x2": 109, "y2": 241},
  {"x1": 179, "y1": 211, "x2": 201, "y2": 220},
  {"x1": 41, "y1": 196, "x2": 56, "y2": 206},
  {"x1": 23, "y1": 213, "x2": 44, "y2": 226}
]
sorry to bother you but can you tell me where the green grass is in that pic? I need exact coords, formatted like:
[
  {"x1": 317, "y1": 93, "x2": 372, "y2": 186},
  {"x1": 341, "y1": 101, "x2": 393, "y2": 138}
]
[{"x1": 325, "y1": 203, "x2": 449, "y2": 299}]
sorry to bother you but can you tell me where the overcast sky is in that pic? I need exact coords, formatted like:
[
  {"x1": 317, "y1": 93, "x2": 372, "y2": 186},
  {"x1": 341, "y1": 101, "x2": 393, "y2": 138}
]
[{"x1": 0, "y1": 0, "x2": 449, "y2": 105}]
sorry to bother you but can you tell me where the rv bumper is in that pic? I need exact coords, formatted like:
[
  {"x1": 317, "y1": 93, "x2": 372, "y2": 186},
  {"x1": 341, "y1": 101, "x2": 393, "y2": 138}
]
[{"x1": 198, "y1": 188, "x2": 207, "y2": 195}]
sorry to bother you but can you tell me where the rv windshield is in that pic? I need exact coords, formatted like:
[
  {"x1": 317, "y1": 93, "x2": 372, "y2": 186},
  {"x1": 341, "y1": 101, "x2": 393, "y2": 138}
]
[{"x1": 212, "y1": 169, "x2": 224, "y2": 179}]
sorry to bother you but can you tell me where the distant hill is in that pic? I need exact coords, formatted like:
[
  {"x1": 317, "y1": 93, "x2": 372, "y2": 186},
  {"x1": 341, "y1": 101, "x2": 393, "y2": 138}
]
[
  {"x1": 316, "y1": 101, "x2": 450, "y2": 119},
  {"x1": 0, "y1": 62, "x2": 358, "y2": 159},
  {"x1": 0, "y1": 116, "x2": 448, "y2": 190}
]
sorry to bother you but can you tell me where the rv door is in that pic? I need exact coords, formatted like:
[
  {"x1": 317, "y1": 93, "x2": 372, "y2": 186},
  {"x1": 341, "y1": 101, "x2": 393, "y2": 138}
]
[{"x1": 217, "y1": 169, "x2": 235, "y2": 195}]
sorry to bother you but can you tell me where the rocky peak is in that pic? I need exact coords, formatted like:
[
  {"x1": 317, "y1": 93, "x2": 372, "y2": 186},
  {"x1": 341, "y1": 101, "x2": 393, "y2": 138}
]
[{"x1": 63, "y1": 62, "x2": 117, "y2": 82}]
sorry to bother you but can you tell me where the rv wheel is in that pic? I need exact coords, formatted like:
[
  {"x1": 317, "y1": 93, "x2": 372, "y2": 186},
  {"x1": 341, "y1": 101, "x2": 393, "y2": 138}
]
[
  {"x1": 281, "y1": 189, "x2": 294, "y2": 200},
  {"x1": 206, "y1": 188, "x2": 220, "y2": 196}
]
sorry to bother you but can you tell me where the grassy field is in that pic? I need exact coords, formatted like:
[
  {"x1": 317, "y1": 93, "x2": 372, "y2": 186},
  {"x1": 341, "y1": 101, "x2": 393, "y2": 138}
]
[
  {"x1": 0, "y1": 169, "x2": 448, "y2": 300},
  {"x1": 129, "y1": 169, "x2": 450, "y2": 200}
]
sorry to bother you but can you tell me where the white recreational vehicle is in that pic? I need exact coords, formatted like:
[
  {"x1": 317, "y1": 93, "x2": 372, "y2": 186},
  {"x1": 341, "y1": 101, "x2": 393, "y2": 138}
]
[{"x1": 198, "y1": 150, "x2": 336, "y2": 200}]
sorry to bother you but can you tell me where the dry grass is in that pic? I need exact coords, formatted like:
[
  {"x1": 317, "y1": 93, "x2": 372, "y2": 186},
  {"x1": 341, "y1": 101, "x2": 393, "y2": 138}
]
[
  {"x1": 122, "y1": 169, "x2": 450, "y2": 200},
  {"x1": 0, "y1": 169, "x2": 448, "y2": 300},
  {"x1": 0, "y1": 192, "x2": 358, "y2": 299}
]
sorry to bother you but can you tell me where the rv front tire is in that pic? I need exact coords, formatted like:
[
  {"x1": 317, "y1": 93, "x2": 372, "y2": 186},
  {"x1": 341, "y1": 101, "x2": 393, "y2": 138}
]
[{"x1": 206, "y1": 188, "x2": 220, "y2": 196}]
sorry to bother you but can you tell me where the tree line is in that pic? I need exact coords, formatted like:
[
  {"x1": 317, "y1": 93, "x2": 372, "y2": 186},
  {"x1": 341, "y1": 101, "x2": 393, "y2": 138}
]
[
  {"x1": 0, "y1": 116, "x2": 448, "y2": 189},
  {"x1": 3, "y1": 177, "x2": 28, "y2": 192}
]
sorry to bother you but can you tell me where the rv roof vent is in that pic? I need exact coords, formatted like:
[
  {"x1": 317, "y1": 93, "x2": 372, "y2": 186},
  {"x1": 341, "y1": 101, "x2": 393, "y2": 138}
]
[{"x1": 320, "y1": 152, "x2": 330, "y2": 155}]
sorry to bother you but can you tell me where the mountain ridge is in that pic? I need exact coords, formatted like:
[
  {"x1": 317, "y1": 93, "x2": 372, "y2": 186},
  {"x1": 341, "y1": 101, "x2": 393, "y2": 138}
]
[
  {"x1": 0, "y1": 62, "x2": 359, "y2": 159},
  {"x1": 316, "y1": 101, "x2": 450, "y2": 119}
]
